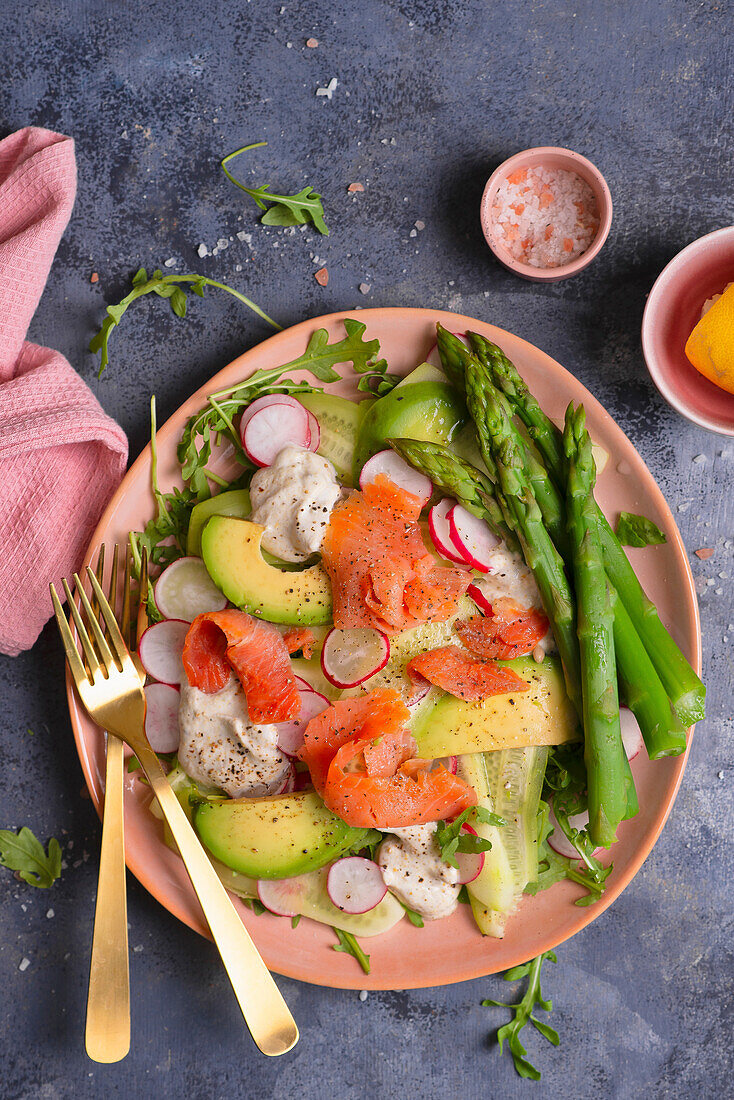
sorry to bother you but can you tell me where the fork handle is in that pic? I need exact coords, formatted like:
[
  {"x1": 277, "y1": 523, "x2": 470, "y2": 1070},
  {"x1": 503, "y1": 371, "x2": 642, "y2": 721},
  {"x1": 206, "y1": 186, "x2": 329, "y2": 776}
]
[
  {"x1": 135, "y1": 744, "x2": 299, "y2": 1056},
  {"x1": 85, "y1": 734, "x2": 130, "y2": 1063}
]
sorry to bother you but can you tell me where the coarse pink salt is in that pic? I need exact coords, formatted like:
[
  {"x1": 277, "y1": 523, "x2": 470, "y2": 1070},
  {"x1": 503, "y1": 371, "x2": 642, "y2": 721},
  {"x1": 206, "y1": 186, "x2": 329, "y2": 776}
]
[{"x1": 492, "y1": 166, "x2": 600, "y2": 269}]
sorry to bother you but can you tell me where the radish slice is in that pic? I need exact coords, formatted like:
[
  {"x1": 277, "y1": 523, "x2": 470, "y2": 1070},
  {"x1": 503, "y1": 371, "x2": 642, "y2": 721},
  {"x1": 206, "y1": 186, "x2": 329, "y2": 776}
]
[
  {"x1": 620, "y1": 706, "x2": 644, "y2": 762},
  {"x1": 275, "y1": 763, "x2": 297, "y2": 794},
  {"x1": 426, "y1": 332, "x2": 470, "y2": 369},
  {"x1": 359, "y1": 449, "x2": 432, "y2": 504},
  {"x1": 547, "y1": 802, "x2": 598, "y2": 859},
  {"x1": 429, "y1": 755, "x2": 458, "y2": 775},
  {"x1": 326, "y1": 857, "x2": 387, "y2": 914},
  {"x1": 242, "y1": 400, "x2": 311, "y2": 468},
  {"x1": 406, "y1": 673, "x2": 431, "y2": 708},
  {"x1": 138, "y1": 619, "x2": 190, "y2": 686},
  {"x1": 448, "y1": 504, "x2": 500, "y2": 572},
  {"x1": 321, "y1": 627, "x2": 390, "y2": 689},
  {"x1": 305, "y1": 410, "x2": 321, "y2": 453},
  {"x1": 275, "y1": 687, "x2": 330, "y2": 756},
  {"x1": 239, "y1": 394, "x2": 307, "y2": 441},
  {"x1": 257, "y1": 878, "x2": 299, "y2": 917},
  {"x1": 467, "y1": 582, "x2": 493, "y2": 616},
  {"x1": 455, "y1": 824, "x2": 485, "y2": 885},
  {"x1": 154, "y1": 556, "x2": 228, "y2": 622},
  {"x1": 429, "y1": 498, "x2": 468, "y2": 564},
  {"x1": 293, "y1": 768, "x2": 313, "y2": 791},
  {"x1": 144, "y1": 683, "x2": 181, "y2": 752}
]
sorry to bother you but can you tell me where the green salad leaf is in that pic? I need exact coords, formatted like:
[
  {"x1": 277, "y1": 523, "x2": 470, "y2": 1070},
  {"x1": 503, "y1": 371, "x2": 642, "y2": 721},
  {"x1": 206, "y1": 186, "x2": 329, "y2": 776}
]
[
  {"x1": 0, "y1": 827, "x2": 62, "y2": 888},
  {"x1": 222, "y1": 142, "x2": 330, "y2": 235},
  {"x1": 332, "y1": 928, "x2": 371, "y2": 974},
  {"x1": 615, "y1": 511, "x2": 667, "y2": 548},
  {"x1": 482, "y1": 951, "x2": 559, "y2": 1080},
  {"x1": 399, "y1": 901, "x2": 425, "y2": 928},
  {"x1": 90, "y1": 267, "x2": 281, "y2": 377},
  {"x1": 434, "y1": 805, "x2": 505, "y2": 869}
]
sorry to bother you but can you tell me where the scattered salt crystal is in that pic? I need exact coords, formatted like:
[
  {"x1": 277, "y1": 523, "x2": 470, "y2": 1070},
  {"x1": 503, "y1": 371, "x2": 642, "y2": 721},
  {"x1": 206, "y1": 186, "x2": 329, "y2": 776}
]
[
  {"x1": 306, "y1": 37, "x2": 319, "y2": 47},
  {"x1": 197, "y1": 243, "x2": 209, "y2": 258},
  {"x1": 235, "y1": 264, "x2": 242, "y2": 272},
  {"x1": 359, "y1": 990, "x2": 368, "y2": 1001},
  {"x1": 693, "y1": 454, "x2": 706, "y2": 464},
  {"x1": 46, "y1": 909, "x2": 54, "y2": 919},
  {"x1": 706, "y1": 578, "x2": 715, "y2": 586},
  {"x1": 718, "y1": 771, "x2": 725, "y2": 780},
  {"x1": 716, "y1": 587, "x2": 723, "y2": 595},
  {"x1": 286, "y1": 41, "x2": 292, "y2": 48},
  {"x1": 163, "y1": 258, "x2": 176, "y2": 268},
  {"x1": 492, "y1": 165, "x2": 599, "y2": 269},
  {"x1": 316, "y1": 77, "x2": 338, "y2": 99},
  {"x1": 359, "y1": 282, "x2": 371, "y2": 294},
  {"x1": 21, "y1": 904, "x2": 26, "y2": 912},
  {"x1": 409, "y1": 229, "x2": 417, "y2": 238},
  {"x1": 19, "y1": 957, "x2": 30, "y2": 972},
  {"x1": 314, "y1": 267, "x2": 329, "y2": 287},
  {"x1": 678, "y1": 502, "x2": 691, "y2": 513},
  {"x1": 448, "y1": 280, "x2": 455, "y2": 286},
  {"x1": 236, "y1": 230, "x2": 251, "y2": 244},
  {"x1": 348, "y1": 183, "x2": 364, "y2": 193},
  {"x1": 415, "y1": 220, "x2": 425, "y2": 230},
  {"x1": 216, "y1": 238, "x2": 229, "y2": 250},
  {"x1": 133, "y1": 945, "x2": 144, "y2": 953}
]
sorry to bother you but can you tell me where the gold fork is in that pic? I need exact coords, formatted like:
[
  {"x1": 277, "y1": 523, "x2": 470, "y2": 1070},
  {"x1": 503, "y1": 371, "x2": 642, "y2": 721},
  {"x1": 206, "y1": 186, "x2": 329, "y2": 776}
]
[
  {"x1": 84, "y1": 544, "x2": 133, "y2": 1063},
  {"x1": 51, "y1": 568, "x2": 299, "y2": 1057}
]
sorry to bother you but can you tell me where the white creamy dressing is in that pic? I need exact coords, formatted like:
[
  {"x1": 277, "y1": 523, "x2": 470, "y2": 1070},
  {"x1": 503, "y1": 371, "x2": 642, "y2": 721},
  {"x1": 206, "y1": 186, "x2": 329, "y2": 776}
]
[
  {"x1": 249, "y1": 444, "x2": 341, "y2": 562},
  {"x1": 178, "y1": 678, "x2": 290, "y2": 797},
  {"x1": 378, "y1": 823, "x2": 460, "y2": 921},
  {"x1": 471, "y1": 541, "x2": 556, "y2": 658}
]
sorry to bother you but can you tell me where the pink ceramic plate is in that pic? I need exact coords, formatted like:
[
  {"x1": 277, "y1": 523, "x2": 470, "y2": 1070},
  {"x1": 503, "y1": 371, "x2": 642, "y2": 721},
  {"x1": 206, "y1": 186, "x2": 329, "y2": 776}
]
[{"x1": 67, "y1": 308, "x2": 700, "y2": 990}]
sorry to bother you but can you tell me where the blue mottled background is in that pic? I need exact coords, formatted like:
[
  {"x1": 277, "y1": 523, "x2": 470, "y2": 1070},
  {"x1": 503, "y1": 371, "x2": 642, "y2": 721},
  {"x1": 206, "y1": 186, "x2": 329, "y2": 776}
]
[{"x1": 1, "y1": 0, "x2": 732, "y2": 1096}]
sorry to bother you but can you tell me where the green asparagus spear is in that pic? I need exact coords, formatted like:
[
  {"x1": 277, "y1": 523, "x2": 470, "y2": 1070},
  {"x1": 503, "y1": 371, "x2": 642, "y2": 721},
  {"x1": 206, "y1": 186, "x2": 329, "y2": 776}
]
[
  {"x1": 468, "y1": 332, "x2": 705, "y2": 728},
  {"x1": 387, "y1": 437, "x2": 517, "y2": 550},
  {"x1": 463, "y1": 357, "x2": 582, "y2": 718},
  {"x1": 564, "y1": 405, "x2": 629, "y2": 848}
]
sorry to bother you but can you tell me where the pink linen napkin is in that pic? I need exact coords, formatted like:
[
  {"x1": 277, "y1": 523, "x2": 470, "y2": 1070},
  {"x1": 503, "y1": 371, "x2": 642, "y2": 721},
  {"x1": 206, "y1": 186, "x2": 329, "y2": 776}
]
[{"x1": 0, "y1": 127, "x2": 128, "y2": 656}]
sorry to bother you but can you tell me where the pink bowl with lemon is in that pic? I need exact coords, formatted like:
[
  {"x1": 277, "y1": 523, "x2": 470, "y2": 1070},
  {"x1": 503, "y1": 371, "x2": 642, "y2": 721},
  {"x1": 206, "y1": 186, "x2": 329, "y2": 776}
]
[{"x1": 642, "y1": 226, "x2": 734, "y2": 436}]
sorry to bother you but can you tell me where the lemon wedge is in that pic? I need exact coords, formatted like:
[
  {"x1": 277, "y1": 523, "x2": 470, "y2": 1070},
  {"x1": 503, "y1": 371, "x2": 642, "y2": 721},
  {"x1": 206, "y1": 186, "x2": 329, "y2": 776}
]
[{"x1": 685, "y1": 282, "x2": 734, "y2": 395}]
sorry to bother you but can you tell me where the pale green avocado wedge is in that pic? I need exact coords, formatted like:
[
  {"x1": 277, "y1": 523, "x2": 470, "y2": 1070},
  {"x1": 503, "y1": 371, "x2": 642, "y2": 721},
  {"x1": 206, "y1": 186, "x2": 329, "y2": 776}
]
[
  {"x1": 187, "y1": 488, "x2": 251, "y2": 556},
  {"x1": 194, "y1": 789, "x2": 369, "y2": 879},
  {"x1": 412, "y1": 656, "x2": 578, "y2": 758},
  {"x1": 201, "y1": 514, "x2": 333, "y2": 625}
]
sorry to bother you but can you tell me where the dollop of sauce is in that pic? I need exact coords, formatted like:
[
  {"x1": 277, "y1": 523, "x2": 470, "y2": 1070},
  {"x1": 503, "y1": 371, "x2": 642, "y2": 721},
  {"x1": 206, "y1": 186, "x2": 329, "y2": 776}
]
[
  {"x1": 249, "y1": 444, "x2": 341, "y2": 562},
  {"x1": 378, "y1": 822, "x2": 460, "y2": 921},
  {"x1": 178, "y1": 677, "x2": 290, "y2": 797},
  {"x1": 471, "y1": 541, "x2": 555, "y2": 657}
]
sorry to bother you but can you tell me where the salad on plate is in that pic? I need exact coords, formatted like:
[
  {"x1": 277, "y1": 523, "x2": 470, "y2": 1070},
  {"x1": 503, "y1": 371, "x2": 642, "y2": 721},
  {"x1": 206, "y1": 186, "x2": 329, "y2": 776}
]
[{"x1": 124, "y1": 316, "x2": 704, "y2": 969}]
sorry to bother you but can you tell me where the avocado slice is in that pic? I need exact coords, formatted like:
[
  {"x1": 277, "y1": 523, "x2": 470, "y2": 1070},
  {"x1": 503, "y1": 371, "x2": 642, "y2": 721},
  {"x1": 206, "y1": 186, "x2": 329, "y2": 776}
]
[
  {"x1": 353, "y1": 379, "x2": 466, "y2": 477},
  {"x1": 411, "y1": 656, "x2": 579, "y2": 758},
  {"x1": 194, "y1": 789, "x2": 369, "y2": 879},
  {"x1": 201, "y1": 515, "x2": 333, "y2": 625},
  {"x1": 187, "y1": 488, "x2": 251, "y2": 556}
]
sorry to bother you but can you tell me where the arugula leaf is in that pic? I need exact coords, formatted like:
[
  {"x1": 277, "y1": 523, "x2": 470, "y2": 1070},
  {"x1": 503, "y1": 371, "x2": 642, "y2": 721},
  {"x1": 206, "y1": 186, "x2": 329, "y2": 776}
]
[
  {"x1": 342, "y1": 829, "x2": 384, "y2": 861},
  {"x1": 176, "y1": 319, "x2": 386, "y2": 501},
  {"x1": 291, "y1": 914, "x2": 301, "y2": 929},
  {"x1": 615, "y1": 511, "x2": 667, "y2": 548},
  {"x1": 222, "y1": 142, "x2": 329, "y2": 235},
  {"x1": 356, "y1": 360, "x2": 402, "y2": 396},
  {"x1": 399, "y1": 901, "x2": 425, "y2": 927},
  {"x1": 482, "y1": 951, "x2": 559, "y2": 1081},
  {"x1": 242, "y1": 897, "x2": 267, "y2": 916},
  {"x1": 0, "y1": 827, "x2": 62, "y2": 888},
  {"x1": 90, "y1": 266, "x2": 281, "y2": 376},
  {"x1": 333, "y1": 928, "x2": 371, "y2": 974},
  {"x1": 434, "y1": 805, "x2": 505, "y2": 869}
]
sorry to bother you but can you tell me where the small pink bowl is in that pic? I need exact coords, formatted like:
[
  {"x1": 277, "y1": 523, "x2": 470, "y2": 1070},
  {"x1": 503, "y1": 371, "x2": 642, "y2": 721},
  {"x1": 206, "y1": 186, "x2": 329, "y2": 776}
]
[
  {"x1": 480, "y1": 146, "x2": 613, "y2": 282},
  {"x1": 641, "y1": 226, "x2": 734, "y2": 436}
]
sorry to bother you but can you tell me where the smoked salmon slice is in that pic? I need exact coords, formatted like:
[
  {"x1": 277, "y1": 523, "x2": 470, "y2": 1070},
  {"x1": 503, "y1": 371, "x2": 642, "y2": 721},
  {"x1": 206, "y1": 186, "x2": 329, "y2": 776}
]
[
  {"x1": 282, "y1": 627, "x2": 316, "y2": 659},
  {"x1": 455, "y1": 600, "x2": 549, "y2": 661},
  {"x1": 299, "y1": 688, "x2": 477, "y2": 828},
  {"x1": 182, "y1": 609, "x2": 301, "y2": 723},
  {"x1": 407, "y1": 645, "x2": 530, "y2": 702},
  {"x1": 321, "y1": 474, "x2": 470, "y2": 634}
]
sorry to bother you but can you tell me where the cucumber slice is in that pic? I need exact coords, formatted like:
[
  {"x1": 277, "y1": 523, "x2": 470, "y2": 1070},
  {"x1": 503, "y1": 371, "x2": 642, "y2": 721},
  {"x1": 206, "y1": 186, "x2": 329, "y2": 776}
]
[
  {"x1": 459, "y1": 746, "x2": 549, "y2": 938},
  {"x1": 298, "y1": 392, "x2": 366, "y2": 486}
]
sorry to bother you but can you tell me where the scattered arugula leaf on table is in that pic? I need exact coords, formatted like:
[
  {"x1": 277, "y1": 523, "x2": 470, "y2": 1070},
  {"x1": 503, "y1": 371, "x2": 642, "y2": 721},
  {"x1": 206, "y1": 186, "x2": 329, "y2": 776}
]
[
  {"x1": 333, "y1": 928, "x2": 371, "y2": 974},
  {"x1": 434, "y1": 805, "x2": 505, "y2": 869},
  {"x1": 615, "y1": 511, "x2": 667, "y2": 548},
  {"x1": 0, "y1": 827, "x2": 62, "y2": 888},
  {"x1": 90, "y1": 266, "x2": 281, "y2": 377},
  {"x1": 482, "y1": 951, "x2": 559, "y2": 1081},
  {"x1": 221, "y1": 142, "x2": 330, "y2": 235}
]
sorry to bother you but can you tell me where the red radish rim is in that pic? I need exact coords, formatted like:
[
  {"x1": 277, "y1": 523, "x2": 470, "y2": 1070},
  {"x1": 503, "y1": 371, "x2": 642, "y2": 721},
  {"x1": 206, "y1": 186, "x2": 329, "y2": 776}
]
[
  {"x1": 320, "y1": 627, "x2": 390, "y2": 689},
  {"x1": 242, "y1": 401, "x2": 312, "y2": 468},
  {"x1": 406, "y1": 673, "x2": 431, "y2": 708},
  {"x1": 620, "y1": 706, "x2": 644, "y2": 762},
  {"x1": 239, "y1": 393, "x2": 307, "y2": 442},
  {"x1": 454, "y1": 823, "x2": 485, "y2": 885},
  {"x1": 305, "y1": 409, "x2": 321, "y2": 452},
  {"x1": 153, "y1": 556, "x2": 228, "y2": 622},
  {"x1": 138, "y1": 619, "x2": 191, "y2": 687},
  {"x1": 276, "y1": 688, "x2": 330, "y2": 756},
  {"x1": 359, "y1": 449, "x2": 433, "y2": 504},
  {"x1": 256, "y1": 879, "x2": 299, "y2": 918},
  {"x1": 143, "y1": 682, "x2": 182, "y2": 753},
  {"x1": 429, "y1": 755, "x2": 458, "y2": 775},
  {"x1": 467, "y1": 582, "x2": 493, "y2": 616},
  {"x1": 447, "y1": 504, "x2": 499, "y2": 572},
  {"x1": 547, "y1": 802, "x2": 598, "y2": 860},
  {"x1": 326, "y1": 856, "x2": 388, "y2": 914},
  {"x1": 429, "y1": 499, "x2": 469, "y2": 565}
]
